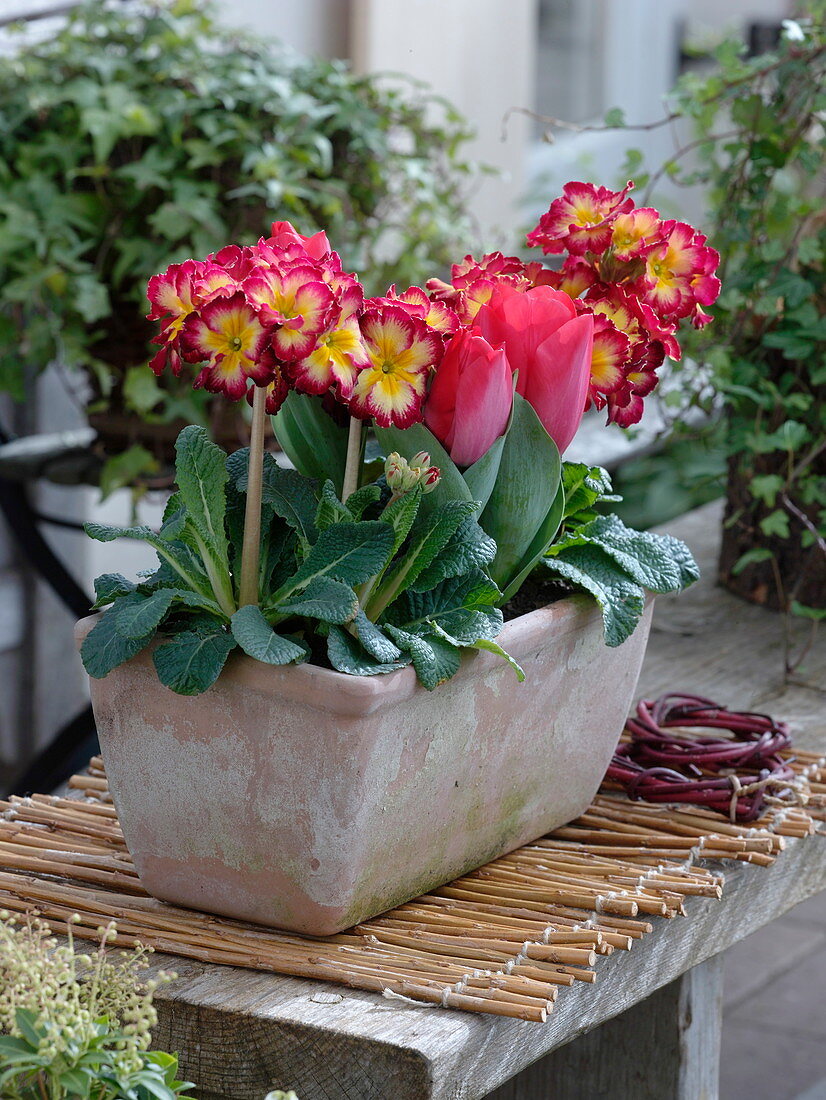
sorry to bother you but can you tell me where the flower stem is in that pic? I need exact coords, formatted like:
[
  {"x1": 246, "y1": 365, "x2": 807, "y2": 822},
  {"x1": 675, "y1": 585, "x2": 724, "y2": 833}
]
[
  {"x1": 342, "y1": 415, "x2": 364, "y2": 503},
  {"x1": 239, "y1": 385, "x2": 268, "y2": 608}
]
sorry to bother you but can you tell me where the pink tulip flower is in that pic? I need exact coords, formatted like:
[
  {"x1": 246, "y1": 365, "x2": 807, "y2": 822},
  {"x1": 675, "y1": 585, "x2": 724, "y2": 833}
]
[
  {"x1": 473, "y1": 284, "x2": 594, "y2": 454},
  {"x1": 424, "y1": 329, "x2": 513, "y2": 467}
]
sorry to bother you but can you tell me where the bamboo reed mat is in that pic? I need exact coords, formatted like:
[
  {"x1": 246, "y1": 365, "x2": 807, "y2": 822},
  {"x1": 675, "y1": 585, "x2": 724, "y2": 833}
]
[{"x1": 0, "y1": 751, "x2": 823, "y2": 1023}]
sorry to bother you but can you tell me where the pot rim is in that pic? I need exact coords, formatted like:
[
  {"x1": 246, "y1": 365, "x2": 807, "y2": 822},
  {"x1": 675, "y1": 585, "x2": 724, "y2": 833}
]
[{"x1": 75, "y1": 592, "x2": 623, "y2": 714}]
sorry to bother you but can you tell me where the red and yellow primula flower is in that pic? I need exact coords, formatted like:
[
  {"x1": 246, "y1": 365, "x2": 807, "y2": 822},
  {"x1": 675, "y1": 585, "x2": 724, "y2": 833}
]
[
  {"x1": 180, "y1": 293, "x2": 271, "y2": 400},
  {"x1": 350, "y1": 306, "x2": 443, "y2": 428},
  {"x1": 526, "y1": 181, "x2": 635, "y2": 256}
]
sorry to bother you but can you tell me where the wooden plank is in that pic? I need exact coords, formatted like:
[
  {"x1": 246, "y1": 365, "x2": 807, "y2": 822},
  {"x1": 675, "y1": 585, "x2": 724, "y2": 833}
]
[
  {"x1": 142, "y1": 502, "x2": 824, "y2": 1100},
  {"x1": 485, "y1": 954, "x2": 724, "y2": 1099}
]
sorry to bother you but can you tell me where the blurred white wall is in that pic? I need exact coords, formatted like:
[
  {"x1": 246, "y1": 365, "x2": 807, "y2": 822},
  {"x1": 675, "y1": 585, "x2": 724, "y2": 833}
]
[{"x1": 350, "y1": 0, "x2": 537, "y2": 247}]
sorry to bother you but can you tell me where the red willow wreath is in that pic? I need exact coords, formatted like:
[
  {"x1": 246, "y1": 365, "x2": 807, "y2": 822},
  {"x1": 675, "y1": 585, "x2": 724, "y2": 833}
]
[{"x1": 607, "y1": 693, "x2": 796, "y2": 822}]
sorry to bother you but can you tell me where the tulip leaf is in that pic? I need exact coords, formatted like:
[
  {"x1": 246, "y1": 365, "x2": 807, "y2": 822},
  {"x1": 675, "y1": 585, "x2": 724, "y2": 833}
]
[
  {"x1": 499, "y1": 481, "x2": 566, "y2": 604},
  {"x1": 462, "y1": 430, "x2": 507, "y2": 512},
  {"x1": 374, "y1": 423, "x2": 473, "y2": 517},
  {"x1": 273, "y1": 390, "x2": 350, "y2": 496},
  {"x1": 480, "y1": 394, "x2": 562, "y2": 594}
]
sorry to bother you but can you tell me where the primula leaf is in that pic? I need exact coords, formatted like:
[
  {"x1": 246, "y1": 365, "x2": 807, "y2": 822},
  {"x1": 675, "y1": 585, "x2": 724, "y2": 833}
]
[
  {"x1": 380, "y1": 485, "x2": 422, "y2": 555},
  {"x1": 92, "y1": 572, "x2": 136, "y2": 608},
  {"x1": 411, "y1": 516, "x2": 496, "y2": 591},
  {"x1": 113, "y1": 589, "x2": 176, "y2": 639},
  {"x1": 345, "y1": 483, "x2": 381, "y2": 519},
  {"x1": 327, "y1": 625, "x2": 411, "y2": 676},
  {"x1": 480, "y1": 394, "x2": 562, "y2": 593},
  {"x1": 315, "y1": 479, "x2": 353, "y2": 531},
  {"x1": 231, "y1": 606, "x2": 308, "y2": 665},
  {"x1": 350, "y1": 610, "x2": 402, "y2": 661},
  {"x1": 548, "y1": 513, "x2": 698, "y2": 594},
  {"x1": 153, "y1": 628, "x2": 236, "y2": 695},
  {"x1": 387, "y1": 570, "x2": 502, "y2": 641},
  {"x1": 541, "y1": 545, "x2": 646, "y2": 648},
  {"x1": 280, "y1": 521, "x2": 394, "y2": 596},
  {"x1": 174, "y1": 425, "x2": 229, "y2": 562},
  {"x1": 366, "y1": 499, "x2": 478, "y2": 615},
  {"x1": 384, "y1": 625, "x2": 461, "y2": 690},
  {"x1": 274, "y1": 575, "x2": 359, "y2": 624},
  {"x1": 81, "y1": 608, "x2": 154, "y2": 678},
  {"x1": 84, "y1": 522, "x2": 213, "y2": 601},
  {"x1": 561, "y1": 462, "x2": 618, "y2": 523},
  {"x1": 469, "y1": 638, "x2": 525, "y2": 681}
]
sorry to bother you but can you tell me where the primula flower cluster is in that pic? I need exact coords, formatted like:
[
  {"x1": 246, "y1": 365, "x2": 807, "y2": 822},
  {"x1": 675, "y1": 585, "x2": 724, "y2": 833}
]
[
  {"x1": 526, "y1": 180, "x2": 721, "y2": 426},
  {"x1": 148, "y1": 222, "x2": 446, "y2": 428},
  {"x1": 147, "y1": 181, "x2": 719, "y2": 458}
]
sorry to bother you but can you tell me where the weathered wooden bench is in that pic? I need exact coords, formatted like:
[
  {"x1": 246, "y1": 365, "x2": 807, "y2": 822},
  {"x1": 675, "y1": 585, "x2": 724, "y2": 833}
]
[{"x1": 140, "y1": 502, "x2": 825, "y2": 1100}]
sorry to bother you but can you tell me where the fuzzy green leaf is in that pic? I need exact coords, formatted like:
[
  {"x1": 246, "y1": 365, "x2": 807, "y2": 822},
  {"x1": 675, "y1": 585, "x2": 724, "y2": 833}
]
[
  {"x1": 411, "y1": 516, "x2": 496, "y2": 591},
  {"x1": 92, "y1": 572, "x2": 136, "y2": 608},
  {"x1": 345, "y1": 483, "x2": 382, "y2": 519},
  {"x1": 385, "y1": 626, "x2": 461, "y2": 690},
  {"x1": 315, "y1": 479, "x2": 353, "y2": 531},
  {"x1": 327, "y1": 625, "x2": 410, "y2": 676},
  {"x1": 366, "y1": 499, "x2": 478, "y2": 616},
  {"x1": 387, "y1": 570, "x2": 502, "y2": 641},
  {"x1": 281, "y1": 521, "x2": 394, "y2": 596},
  {"x1": 548, "y1": 514, "x2": 698, "y2": 594},
  {"x1": 275, "y1": 576, "x2": 359, "y2": 624},
  {"x1": 350, "y1": 610, "x2": 402, "y2": 661},
  {"x1": 113, "y1": 590, "x2": 176, "y2": 639},
  {"x1": 152, "y1": 628, "x2": 236, "y2": 695},
  {"x1": 174, "y1": 425, "x2": 229, "y2": 562},
  {"x1": 231, "y1": 606, "x2": 308, "y2": 665},
  {"x1": 542, "y1": 546, "x2": 646, "y2": 647},
  {"x1": 250, "y1": 455, "x2": 318, "y2": 551},
  {"x1": 80, "y1": 609, "x2": 154, "y2": 678}
]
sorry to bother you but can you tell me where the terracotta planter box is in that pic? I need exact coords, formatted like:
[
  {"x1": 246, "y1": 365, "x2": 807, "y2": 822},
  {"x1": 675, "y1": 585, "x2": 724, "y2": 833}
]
[{"x1": 75, "y1": 594, "x2": 653, "y2": 936}]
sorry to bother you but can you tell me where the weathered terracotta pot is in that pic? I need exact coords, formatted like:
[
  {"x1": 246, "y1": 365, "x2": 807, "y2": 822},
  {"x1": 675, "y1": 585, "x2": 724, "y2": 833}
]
[{"x1": 75, "y1": 594, "x2": 653, "y2": 936}]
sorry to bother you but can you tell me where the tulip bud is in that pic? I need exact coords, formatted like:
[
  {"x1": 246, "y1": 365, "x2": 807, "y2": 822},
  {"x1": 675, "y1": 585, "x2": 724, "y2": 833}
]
[{"x1": 420, "y1": 465, "x2": 441, "y2": 494}]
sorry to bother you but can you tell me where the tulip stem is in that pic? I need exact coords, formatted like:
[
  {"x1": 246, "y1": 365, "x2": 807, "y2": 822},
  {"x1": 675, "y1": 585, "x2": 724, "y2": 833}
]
[
  {"x1": 238, "y1": 384, "x2": 268, "y2": 608},
  {"x1": 342, "y1": 415, "x2": 364, "y2": 503}
]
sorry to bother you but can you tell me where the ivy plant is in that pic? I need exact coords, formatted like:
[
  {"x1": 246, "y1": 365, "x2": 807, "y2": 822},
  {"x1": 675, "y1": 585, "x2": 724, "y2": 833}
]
[{"x1": 0, "y1": 0, "x2": 477, "y2": 488}]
